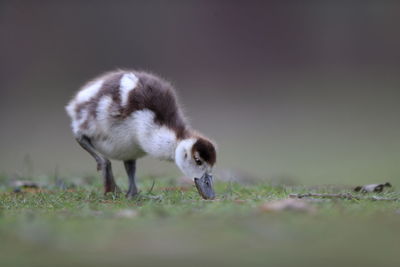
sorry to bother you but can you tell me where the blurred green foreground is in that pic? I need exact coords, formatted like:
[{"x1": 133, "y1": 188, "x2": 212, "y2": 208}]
[{"x1": 0, "y1": 176, "x2": 399, "y2": 267}]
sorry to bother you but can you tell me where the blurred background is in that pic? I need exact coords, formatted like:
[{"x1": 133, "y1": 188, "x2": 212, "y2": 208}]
[{"x1": 1, "y1": 0, "x2": 400, "y2": 186}]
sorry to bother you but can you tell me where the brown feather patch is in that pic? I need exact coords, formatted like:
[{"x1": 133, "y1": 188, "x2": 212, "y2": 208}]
[
  {"x1": 71, "y1": 70, "x2": 190, "y2": 139},
  {"x1": 191, "y1": 138, "x2": 216, "y2": 165}
]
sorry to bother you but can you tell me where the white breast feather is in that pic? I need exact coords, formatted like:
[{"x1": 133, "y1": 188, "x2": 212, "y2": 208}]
[
  {"x1": 132, "y1": 110, "x2": 177, "y2": 160},
  {"x1": 95, "y1": 95, "x2": 113, "y2": 132},
  {"x1": 66, "y1": 79, "x2": 104, "y2": 135},
  {"x1": 72, "y1": 109, "x2": 88, "y2": 134},
  {"x1": 76, "y1": 80, "x2": 104, "y2": 103},
  {"x1": 119, "y1": 73, "x2": 138, "y2": 107},
  {"x1": 89, "y1": 109, "x2": 177, "y2": 161}
]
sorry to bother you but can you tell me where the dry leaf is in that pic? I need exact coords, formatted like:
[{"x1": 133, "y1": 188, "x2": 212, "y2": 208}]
[
  {"x1": 354, "y1": 182, "x2": 392, "y2": 193},
  {"x1": 114, "y1": 209, "x2": 138, "y2": 219},
  {"x1": 260, "y1": 199, "x2": 316, "y2": 213}
]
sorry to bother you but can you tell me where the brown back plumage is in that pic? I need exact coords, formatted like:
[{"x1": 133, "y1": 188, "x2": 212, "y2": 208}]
[
  {"x1": 74, "y1": 70, "x2": 189, "y2": 139},
  {"x1": 125, "y1": 71, "x2": 189, "y2": 139},
  {"x1": 192, "y1": 137, "x2": 217, "y2": 166}
]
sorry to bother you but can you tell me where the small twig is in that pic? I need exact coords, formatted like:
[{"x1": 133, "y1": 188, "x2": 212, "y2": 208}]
[
  {"x1": 289, "y1": 193, "x2": 400, "y2": 201},
  {"x1": 368, "y1": 196, "x2": 400, "y2": 201},
  {"x1": 147, "y1": 179, "x2": 156, "y2": 195},
  {"x1": 290, "y1": 193, "x2": 359, "y2": 200}
]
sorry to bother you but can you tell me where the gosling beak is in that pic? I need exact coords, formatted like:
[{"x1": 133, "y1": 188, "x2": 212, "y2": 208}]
[{"x1": 194, "y1": 173, "x2": 215, "y2": 200}]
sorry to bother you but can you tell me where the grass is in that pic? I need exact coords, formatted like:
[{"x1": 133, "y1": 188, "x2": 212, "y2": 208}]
[{"x1": 0, "y1": 176, "x2": 400, "y2": 267}]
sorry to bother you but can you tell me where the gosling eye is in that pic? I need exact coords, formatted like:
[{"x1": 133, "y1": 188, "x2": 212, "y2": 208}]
[{"x1": 194, "y1": 158, "x2": 203, "y2": 166}]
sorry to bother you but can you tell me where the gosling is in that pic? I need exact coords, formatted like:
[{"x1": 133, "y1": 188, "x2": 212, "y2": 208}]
[{"x1": 66, "y1": 70, "x2": 216, "y2": 199}]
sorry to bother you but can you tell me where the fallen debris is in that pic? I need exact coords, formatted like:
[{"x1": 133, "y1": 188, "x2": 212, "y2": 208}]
[
  {"x1": 114, "y1": 209, "x2": 138, "y2": 219},
  {"x1": 11, "y1": 180, "x2": 42, "y2": 193},
  {"x1": 260, "y1": 198, "x2": 316, "y2": 213},
  {"x1": 354, "y1": 182, "x2": 392, "y2": 193},
  {"x1": 289, "y1": 193, "x2": 400, "y2": 201},
  {"x1": 11, "y1": 180, "x2": 40, "y2": 189}
]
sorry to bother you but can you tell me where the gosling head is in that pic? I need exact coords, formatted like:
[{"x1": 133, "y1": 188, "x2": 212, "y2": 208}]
[{"x1": 175, "y1": 137, "x2": 217, "y2": 200}]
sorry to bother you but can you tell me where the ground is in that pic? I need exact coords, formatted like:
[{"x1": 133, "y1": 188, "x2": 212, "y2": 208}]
[{"x1": 0, "y1": 175, "x2": 399, "y2": 267}]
